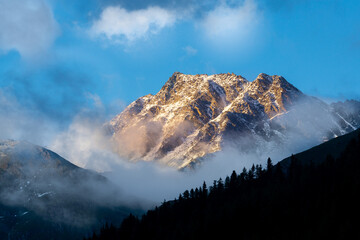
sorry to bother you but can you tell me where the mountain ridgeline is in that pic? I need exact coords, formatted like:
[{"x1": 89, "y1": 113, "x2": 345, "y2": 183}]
[
  {"x1": 0, "y1": 141, "x2": 138, "y2": 240},
  {"x1": 87, "y1": 128, "x2": 360, "y2": 240},
  {"x1": 107, "y1": 72, "x2": 360, "y2": 169}
]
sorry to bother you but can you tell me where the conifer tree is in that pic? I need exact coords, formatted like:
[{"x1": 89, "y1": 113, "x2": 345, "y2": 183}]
[
  {"x1": 230, "y1": 170, "x2": 237, "y2": 188},
  {"x1": 183, "y1": 190, "x2": 190, "y2": 199},
  {"x1": 202, "y1": 181, "x2": 208, "y2": 197},
  {"x1": 267, "y1": 157, "x2": 273, "y2": 171},
  {"x1": 190, "y1": 189, "x2": 195, "y2": 199},
  {"x1": 248, "y1": 165, "x2": 255, "y2": 180},
  {"x1": 255, "y1": 164, "x2": 263, "y2": 178},
  {"x1": 239, "y1": 167, "x2": 247, "y2": 182},
  {"x1": 217, "y1": 178, "x2": 224, "y2": 191},
  {"x1": 225, "y1": 176, "x2": 230, "y2": 189},
  {"x1": 195, "y1": 187, "x2": 199, "y2": 199},
  {"x1": 210, "y1": 180, "x2": 217, "y2": 193}
]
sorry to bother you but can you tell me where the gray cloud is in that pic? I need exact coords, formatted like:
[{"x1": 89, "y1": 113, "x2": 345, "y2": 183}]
[
  {"x1": 0, "y1": 0, "x2": 60, "y2": 58},
  {"x1": 0, "y1": 67, "x2": 106, "y2": 147},
  {"x1": 0, "y1": 89, "x2": 60, "y2": 146}
]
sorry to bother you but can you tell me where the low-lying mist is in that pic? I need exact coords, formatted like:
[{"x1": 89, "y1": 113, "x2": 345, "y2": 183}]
[
  {"x1": 1, "y1": 91, "x2": 359, "y2": 211},
  {"x1": 48, "y1": 96, "x2": 358, "y2": 207},
  {"x1": 48, "y1": 111, "x2": 272, "y2": 205}
]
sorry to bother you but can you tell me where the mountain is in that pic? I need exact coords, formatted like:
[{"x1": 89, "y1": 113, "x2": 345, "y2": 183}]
[
  {"x1": 0, "y1": 140, "x2": 138, "y2": 240},
  {"x1": 0, "y1": 140, "x2": 89, "y2": 182},
  {"x1": 86, "y1": 128, "x2": 360, "y2": 240},
  {"x1": 279, "y1": 127, "x2": 360, "y2": 170},
  {"x1": 107, "y1": 72, "x2": 360, "y2": 169}
]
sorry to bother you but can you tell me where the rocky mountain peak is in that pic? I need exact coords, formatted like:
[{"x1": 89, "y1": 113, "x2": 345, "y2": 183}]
[
  {"x1": 254, "y1": 73, "x2": 272, "y2": 84},
  {"x1": 107, "y1": 72, "x2": 360, "y2": 169}
]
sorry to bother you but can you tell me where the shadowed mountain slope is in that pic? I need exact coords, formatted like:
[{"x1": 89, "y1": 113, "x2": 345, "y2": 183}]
[{"x1": 0, "y1": 140, "x2": 140, "y2": 240}]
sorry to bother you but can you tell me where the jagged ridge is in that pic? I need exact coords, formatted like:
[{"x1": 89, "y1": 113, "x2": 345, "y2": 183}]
[{"x1": 108, "y1": 72, "x2": 360, "y2": 169}]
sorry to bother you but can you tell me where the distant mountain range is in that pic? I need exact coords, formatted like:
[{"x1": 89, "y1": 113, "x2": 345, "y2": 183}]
[
  {"x1": 107, "y1": 72, "x2": 360, "y2": 169},
  {"x1": 0, "y1": 140, "x2": 138, "y2": 240}
]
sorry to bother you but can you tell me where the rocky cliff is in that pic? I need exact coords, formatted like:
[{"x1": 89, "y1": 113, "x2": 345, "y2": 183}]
[{"x1": 108, "y1": 72, "x2": 360, "y2": 169}]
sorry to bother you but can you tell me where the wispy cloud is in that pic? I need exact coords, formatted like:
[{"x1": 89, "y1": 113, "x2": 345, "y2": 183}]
[
  {"x1": 0, "y1": 0, "x2": 59, "y2": 58},
  {"x1": 0, "y1": 89, "x2": 59, "y2": 145},
  {"x1": 0, "y1": 67, "x2": 103, "y2": 146},
  {"x1": 90, "y1": 6, "x2": 177, "y2": 42},
  {"x1": 199, "y1": 0, "x2": 261, "y2": 48}
]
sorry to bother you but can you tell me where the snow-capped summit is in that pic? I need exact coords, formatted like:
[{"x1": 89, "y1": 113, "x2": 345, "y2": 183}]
[{"x1": 107, "y1": 72, "x2": 360, "y2": 169}]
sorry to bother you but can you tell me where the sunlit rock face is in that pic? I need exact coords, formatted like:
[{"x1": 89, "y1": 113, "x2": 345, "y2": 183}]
[{"x1": 108, "y1": 72, "x2": 360, "y2": 169}]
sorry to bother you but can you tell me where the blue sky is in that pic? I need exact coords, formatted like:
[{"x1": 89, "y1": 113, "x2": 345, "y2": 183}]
[{"x1": 0, "y1": 0, "x2": 360, "y2": 131}]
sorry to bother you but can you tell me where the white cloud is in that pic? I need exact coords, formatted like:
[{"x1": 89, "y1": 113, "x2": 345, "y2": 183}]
[
  {"x1": 89, "y1": 1, "x2": 262, "y2": 48},
  {"x1": 200, "y1": 0, "x2": 261, "y2": 48},
  {"x1": 0, "y1": 0, "x2": 59, "y2": 58},
  {"x1": 90, "y1": 6, "x2": 177, "y2": 42}
]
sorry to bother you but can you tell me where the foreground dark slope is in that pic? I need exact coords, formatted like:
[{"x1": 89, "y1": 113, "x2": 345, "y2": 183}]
[
  {"x1": 88, "y1": 128, "x2": 360, "y2": 240},
  {"x1": 280, "y1": 128, "x2": 360, "y2": 168}
]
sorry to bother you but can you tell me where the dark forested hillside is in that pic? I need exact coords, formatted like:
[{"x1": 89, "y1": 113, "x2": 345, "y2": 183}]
[
  {"x1": 87, "y1": 129, "x2": 360, "y2": 240},
  {"x1": 0, "y1": 141, "x2": 140, "y2": 240}
]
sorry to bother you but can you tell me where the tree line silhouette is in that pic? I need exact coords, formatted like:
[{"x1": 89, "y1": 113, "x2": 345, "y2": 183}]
[{"x1": 86, "y1": 131, "x2": 360, "y2": 240}]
